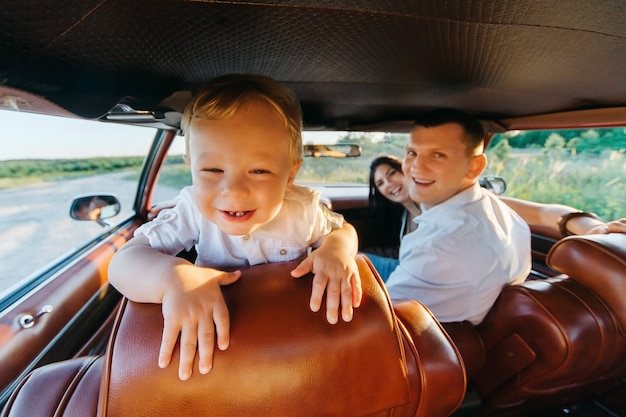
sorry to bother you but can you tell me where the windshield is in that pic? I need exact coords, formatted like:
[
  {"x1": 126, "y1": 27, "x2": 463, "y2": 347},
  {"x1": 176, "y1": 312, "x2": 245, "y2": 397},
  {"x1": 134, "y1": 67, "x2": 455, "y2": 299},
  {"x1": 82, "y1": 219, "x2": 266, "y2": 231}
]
[{"x1": 298, "y1": 132, "x2": 407, "y2": 185}]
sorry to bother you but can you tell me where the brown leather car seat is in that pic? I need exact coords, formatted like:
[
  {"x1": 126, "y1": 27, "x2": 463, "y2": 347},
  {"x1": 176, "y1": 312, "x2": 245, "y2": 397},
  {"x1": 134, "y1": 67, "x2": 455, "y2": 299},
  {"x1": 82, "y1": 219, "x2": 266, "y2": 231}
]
[
  {"x1": 470, "y1": 233, "x2": 626, "y2": 415},
  {"x1": 1, "y1": 255, "x2": 466, "y2": 417}
]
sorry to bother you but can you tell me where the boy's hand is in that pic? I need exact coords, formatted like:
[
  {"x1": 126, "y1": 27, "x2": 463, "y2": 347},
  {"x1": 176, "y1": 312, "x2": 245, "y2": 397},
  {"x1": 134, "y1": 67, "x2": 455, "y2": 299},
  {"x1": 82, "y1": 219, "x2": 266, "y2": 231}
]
[
  {"x1": 291, "y1": 247, "x2": 362, "y2": 324},
  {"x1": 159, "y1": 265, "x2": 241, "y2": 380}
]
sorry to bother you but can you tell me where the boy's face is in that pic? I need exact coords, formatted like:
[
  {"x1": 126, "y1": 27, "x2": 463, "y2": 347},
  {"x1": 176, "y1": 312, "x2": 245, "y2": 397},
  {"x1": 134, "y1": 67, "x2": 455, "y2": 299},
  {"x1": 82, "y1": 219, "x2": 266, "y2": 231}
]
[
  {"x1": 402, "y1": 122, "x2": 486, "y2": 210},
  {"x1": 186, "y1": 99, "x2": 301, "y2": 236}
]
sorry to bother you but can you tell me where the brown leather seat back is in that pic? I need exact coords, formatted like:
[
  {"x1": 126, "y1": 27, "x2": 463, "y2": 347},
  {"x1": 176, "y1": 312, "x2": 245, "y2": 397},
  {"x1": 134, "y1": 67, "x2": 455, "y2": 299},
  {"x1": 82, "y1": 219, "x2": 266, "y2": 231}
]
[
  {"x1": 2, "y1": 255, "x2": 466, "y2": 417},
  {"x1": 472, "y1": 233, "x2": 626, "y2": 414},
  {"x1": 98, "y1": 256, "x2": 414, "y2": 416},
  {"x1": 547, "y1": 233, "x2": 626, "y2": 330},
  {"x1": 0, "y1": 356, "x2": 103, "y2": 417}
]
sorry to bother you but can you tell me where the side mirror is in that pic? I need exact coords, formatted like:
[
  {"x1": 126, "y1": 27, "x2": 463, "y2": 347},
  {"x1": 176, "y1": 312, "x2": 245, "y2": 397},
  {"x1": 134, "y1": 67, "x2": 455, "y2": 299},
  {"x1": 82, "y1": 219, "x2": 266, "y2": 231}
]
[
  {"x1": 479, "y1": 175, "x2": 506, "y2": 195},
  {"x1": 70, "y1": 194, "x2": 121, "y2": 227}
]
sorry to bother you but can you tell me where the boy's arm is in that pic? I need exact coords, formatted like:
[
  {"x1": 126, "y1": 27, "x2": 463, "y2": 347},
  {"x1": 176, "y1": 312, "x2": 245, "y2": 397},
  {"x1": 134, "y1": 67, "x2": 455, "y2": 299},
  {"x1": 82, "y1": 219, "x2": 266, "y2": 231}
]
[
  {"x1": 108, "y1": 234, "x2": 190, "y2": 302},
  {"x1": 108, "y1": 235, "x2": 241, "y2": 380},
  {"x1": 291, "y1": 222, "x2": 362, "y2": 324}
]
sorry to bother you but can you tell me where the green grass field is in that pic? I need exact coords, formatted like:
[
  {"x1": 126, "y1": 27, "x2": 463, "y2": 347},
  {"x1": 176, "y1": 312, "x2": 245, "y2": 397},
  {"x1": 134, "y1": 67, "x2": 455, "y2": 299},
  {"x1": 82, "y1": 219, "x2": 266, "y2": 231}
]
[{"x1": 2, "y1": 145, "x2": 623, "y2": 220}]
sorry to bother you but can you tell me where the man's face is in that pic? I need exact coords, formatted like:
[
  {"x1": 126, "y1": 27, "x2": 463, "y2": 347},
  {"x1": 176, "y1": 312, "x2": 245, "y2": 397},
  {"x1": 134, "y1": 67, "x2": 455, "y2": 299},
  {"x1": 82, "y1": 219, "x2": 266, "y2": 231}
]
[
  {"x1": 186, "y1": 99, "x2": 301, "y2": 236},
  {"x1": 402, "y1": 122, "x2": 485, "y2": 209}
]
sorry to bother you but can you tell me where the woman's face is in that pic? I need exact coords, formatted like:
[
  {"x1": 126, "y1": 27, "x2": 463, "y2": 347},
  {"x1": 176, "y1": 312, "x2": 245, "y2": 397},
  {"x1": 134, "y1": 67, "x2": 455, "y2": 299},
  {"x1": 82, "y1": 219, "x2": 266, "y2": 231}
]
[{"x1": 373, "y1": 163, "x2": 411, "y2": 205}]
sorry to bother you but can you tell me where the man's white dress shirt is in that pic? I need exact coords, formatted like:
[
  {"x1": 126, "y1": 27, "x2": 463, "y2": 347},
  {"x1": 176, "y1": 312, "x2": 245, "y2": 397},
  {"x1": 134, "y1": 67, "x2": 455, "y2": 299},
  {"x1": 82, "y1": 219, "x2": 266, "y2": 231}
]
[{"x1": 386, "y1": 183, "x2": 531, "y2": 324}]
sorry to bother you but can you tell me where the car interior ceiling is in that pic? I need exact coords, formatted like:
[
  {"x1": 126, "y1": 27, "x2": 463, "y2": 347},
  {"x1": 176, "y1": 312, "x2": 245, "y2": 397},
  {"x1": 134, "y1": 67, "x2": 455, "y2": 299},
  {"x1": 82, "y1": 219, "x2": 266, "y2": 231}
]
[{"x1": 2, "y1": 1, "x2": 626, "y2": 131}]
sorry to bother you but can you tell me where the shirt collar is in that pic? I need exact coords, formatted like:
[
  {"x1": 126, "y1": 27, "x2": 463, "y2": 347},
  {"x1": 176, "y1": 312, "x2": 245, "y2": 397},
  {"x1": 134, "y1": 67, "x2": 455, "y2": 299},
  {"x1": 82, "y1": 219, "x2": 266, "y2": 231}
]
[{"x1": 414, "y1": 182, "x2": 483, "y2": 223}]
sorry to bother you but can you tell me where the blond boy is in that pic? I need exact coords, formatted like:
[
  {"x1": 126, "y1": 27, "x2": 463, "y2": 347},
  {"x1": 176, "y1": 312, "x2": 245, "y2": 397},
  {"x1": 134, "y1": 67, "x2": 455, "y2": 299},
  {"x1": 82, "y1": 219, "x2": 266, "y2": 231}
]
[{"x1": 109, "y1": 74, "x2": 362, "y2": 380}]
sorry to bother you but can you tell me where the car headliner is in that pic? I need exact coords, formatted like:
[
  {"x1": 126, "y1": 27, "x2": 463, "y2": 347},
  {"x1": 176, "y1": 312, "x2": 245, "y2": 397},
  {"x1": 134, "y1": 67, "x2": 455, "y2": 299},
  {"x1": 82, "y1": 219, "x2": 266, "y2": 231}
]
[{"x1": 2, "y1": 0, "x2": 626, "y2": 132}]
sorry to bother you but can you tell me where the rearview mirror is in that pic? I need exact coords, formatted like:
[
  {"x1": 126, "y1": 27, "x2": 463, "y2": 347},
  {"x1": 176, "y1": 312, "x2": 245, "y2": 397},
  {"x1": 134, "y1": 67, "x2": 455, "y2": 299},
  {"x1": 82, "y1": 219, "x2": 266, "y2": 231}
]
[{"x1": 303, "y1": 144, "x2": 361, "y2": 158}]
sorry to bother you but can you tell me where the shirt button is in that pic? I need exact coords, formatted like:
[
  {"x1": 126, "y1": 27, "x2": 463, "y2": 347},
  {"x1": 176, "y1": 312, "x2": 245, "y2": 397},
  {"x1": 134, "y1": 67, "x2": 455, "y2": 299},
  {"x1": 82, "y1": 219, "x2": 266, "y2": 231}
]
[
  {"x1": 279, "y1": 249, "x2": 287, "y2": 255},
  {"x1": 162, "y1": 214, "x2": 170, "y2": 220},
  {"x1": 243, "y1": 235, "x2": 250, "y2": 240}
]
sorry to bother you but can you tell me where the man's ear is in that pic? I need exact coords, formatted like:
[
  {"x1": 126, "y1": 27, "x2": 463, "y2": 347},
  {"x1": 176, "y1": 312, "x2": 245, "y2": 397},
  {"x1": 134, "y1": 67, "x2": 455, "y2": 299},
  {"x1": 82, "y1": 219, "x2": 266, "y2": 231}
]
[
  {"x1": 286, "y1": 160, "x2": 303, "y2": 189},
  {"x1": 466, "y1": 153, "x2": 487, "y2": 181}
]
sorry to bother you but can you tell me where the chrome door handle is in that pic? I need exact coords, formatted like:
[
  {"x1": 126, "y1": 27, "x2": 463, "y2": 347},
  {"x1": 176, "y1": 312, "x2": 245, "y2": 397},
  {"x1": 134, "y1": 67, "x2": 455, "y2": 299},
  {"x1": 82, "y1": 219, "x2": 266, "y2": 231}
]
[{"x1": 18, "y1": 304, "x2": 53, "y2": 329}]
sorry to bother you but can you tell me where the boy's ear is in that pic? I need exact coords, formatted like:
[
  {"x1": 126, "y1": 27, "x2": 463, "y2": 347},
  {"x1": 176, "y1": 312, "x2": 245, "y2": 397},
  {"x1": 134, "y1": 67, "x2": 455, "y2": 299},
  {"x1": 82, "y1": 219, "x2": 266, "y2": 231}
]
[
  {"x1": 466, "y1": 153, "x2": 487, "y2": 181},
  {"x1": 286, "y1": 160, "x2": 303, "y2": 189}
]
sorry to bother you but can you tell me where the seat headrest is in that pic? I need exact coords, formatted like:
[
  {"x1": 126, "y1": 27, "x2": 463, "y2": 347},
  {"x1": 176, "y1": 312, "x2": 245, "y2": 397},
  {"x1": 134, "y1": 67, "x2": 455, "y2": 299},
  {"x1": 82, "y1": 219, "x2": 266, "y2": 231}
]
[
  {"x1": 547, "y1": 233, "x2": 626, "y2": 327},
  {"x1": 98, "y1": 255, "x2": 411, "y2": 416}
]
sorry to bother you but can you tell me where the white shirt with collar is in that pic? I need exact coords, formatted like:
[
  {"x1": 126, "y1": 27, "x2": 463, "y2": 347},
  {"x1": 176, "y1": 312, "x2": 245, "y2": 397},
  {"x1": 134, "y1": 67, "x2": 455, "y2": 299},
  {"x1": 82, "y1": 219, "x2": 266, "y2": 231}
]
[
  {"x1": 385, "y1": 182, "x2": 531, "y2": 324},
  {"x1": 134, "y1": 185, "x2": 344, "y2": 270}
]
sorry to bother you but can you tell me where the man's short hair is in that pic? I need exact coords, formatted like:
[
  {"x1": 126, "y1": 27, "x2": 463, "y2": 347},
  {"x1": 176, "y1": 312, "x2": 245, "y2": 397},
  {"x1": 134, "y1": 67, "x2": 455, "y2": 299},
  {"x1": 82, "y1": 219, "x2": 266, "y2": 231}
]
[{"x1": 414, "y1": 108, "x2": 485, "y2": 155}]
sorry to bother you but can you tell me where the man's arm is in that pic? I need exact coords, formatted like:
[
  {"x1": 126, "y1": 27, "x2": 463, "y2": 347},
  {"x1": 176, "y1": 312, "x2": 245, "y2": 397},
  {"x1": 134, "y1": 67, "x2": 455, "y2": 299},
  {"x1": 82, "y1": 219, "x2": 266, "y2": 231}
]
[{"x1": 500, "y1": 197, "x2": 625, "y2": 235}]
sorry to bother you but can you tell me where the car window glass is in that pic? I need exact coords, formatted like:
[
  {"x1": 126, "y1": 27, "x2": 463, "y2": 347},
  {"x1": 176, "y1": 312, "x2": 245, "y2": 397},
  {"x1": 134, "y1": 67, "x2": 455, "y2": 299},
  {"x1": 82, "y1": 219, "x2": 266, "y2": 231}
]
[
  {"x1": 0, "y1": 109, "x2": 157, "y2": 295},
  {"x1": 488, "y1": 128, "x2": 625, "y2": 220},
  {"x1": 298, "y1": 132, "x2": 406, "y2": 185},
  {"x1": 297, "y1": 129, "x2": 624, "y2": 221},
  {"x1": 153, "y1": 134, "x2": 191, "y2": 203},
  {"x1": 151, "y1": 132, "x2": 395, "y2": 197}
]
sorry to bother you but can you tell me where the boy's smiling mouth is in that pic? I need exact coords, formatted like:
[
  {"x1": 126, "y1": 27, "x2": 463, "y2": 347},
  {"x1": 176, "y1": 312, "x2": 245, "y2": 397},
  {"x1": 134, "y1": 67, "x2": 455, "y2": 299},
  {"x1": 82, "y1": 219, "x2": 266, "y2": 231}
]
[{"x1": 220, "y1": 210, "x2": 255, "y2": 222}]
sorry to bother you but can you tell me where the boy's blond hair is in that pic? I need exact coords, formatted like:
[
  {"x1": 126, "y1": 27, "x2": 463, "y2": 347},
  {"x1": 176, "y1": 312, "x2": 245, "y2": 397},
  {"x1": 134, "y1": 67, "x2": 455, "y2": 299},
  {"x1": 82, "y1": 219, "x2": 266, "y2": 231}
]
[{"x1": 181, "y1": 74, "x2": 303, "y2": 164}]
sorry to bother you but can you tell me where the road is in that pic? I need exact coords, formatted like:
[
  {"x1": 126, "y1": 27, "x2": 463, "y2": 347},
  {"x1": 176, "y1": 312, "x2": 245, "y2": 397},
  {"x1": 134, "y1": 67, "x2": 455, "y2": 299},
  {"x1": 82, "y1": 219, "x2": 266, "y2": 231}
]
[{"x1": 0, "y1": 172, "x2": 179, "y2": 294}]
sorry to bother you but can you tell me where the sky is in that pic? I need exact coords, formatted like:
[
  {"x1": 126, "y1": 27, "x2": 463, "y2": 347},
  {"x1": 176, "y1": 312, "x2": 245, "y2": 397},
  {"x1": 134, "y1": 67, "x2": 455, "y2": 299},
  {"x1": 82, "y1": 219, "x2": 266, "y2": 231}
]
[
  {"x1": 1, "y1": 109, "x2": 159, "y2": 160},
  {"x1": 1, "y1": 109, "x2": 346, "y2": 161}
]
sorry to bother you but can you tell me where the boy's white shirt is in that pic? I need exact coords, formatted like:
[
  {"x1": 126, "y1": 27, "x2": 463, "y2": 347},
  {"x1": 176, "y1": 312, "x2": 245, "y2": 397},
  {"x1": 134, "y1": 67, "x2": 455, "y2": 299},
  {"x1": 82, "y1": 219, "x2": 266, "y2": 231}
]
[{"x1": 135, "y1": 185, "x2": 344, "y2": 269}]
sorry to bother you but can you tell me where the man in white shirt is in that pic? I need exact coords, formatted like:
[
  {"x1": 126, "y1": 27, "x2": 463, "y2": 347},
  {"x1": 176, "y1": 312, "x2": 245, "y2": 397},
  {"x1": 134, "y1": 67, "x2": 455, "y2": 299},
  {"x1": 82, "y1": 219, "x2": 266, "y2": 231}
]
[{"x1": 385, "y1": 109, "x2": 531, "y2": 324}]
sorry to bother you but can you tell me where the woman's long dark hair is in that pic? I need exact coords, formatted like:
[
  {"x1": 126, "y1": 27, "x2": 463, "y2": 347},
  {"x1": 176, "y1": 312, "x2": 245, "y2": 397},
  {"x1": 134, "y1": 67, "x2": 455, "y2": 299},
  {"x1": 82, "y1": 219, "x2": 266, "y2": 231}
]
[{"x1": 367, "y1": 155, "x2": 406, "y2": 256}]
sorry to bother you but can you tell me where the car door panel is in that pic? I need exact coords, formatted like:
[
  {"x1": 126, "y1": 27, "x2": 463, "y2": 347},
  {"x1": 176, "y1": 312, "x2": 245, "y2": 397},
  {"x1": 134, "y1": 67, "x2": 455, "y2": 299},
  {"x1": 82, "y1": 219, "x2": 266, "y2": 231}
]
[
  {"x1": 528, "y1": 225, "x2": 561, "y2": 278},
  {"x1": 0, "y1": 221, "x2": 139, "y2": 401}
]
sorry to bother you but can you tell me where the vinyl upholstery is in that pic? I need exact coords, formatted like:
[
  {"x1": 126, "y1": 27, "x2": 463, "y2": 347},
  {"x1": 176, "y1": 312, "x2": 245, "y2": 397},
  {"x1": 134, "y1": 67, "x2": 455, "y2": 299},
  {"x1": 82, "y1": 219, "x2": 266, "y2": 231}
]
[
  {"x1": 466, "y1": 233, "x2": 626, "y2": 414},
  {"x1": 1, "y1": 255, "x2": 466, "y2": 417},
  {"x1": 0, "y1": 356, "x2": 103, "y2": 417}
]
